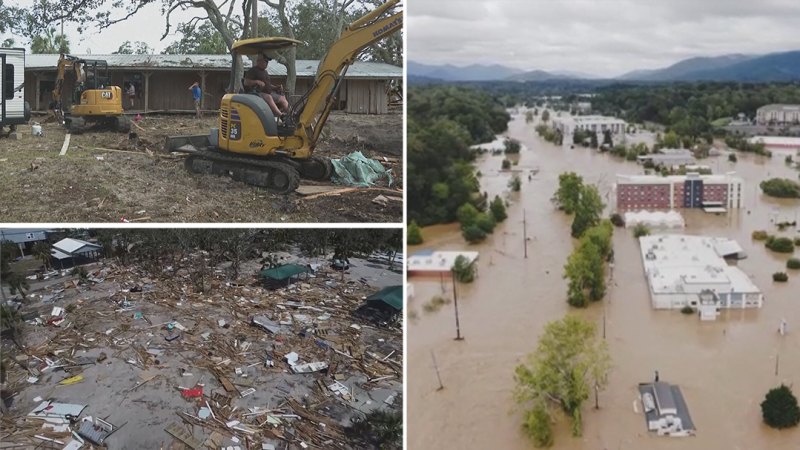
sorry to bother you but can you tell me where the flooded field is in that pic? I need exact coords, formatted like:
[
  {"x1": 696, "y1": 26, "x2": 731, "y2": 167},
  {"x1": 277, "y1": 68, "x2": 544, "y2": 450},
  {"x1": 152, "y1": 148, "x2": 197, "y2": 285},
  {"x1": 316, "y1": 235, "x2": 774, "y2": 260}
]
[{"x1": 407, "y1": 110, "x2": 800, "y2": 449}]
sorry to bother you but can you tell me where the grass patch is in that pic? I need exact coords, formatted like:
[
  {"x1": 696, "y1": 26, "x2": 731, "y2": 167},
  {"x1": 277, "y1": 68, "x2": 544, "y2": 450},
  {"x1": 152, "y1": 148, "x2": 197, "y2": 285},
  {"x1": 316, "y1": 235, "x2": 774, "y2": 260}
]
[{"x1": 422, "y1": 296, "x2": 451, "y2": 313}]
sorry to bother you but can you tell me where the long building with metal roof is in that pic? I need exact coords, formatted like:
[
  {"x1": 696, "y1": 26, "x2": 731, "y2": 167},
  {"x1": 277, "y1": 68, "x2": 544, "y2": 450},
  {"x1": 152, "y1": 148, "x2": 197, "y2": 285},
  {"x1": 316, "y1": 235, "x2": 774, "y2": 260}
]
[{"x1": 24, "y1": 54, "x2": 402, "y2": 114}]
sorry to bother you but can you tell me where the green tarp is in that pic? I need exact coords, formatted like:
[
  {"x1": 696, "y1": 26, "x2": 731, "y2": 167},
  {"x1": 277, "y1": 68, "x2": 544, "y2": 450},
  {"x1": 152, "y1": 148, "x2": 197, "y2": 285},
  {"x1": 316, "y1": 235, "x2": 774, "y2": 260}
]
[
  {"x1": 259, "y1": 264, "x2": 310, "y2": 281},
  {"x1": 331, "y1": 151, "x2": 393, "y2": 187},
  {"x1": 365, "y1": 285, "x2": 403, "y2": 311}
]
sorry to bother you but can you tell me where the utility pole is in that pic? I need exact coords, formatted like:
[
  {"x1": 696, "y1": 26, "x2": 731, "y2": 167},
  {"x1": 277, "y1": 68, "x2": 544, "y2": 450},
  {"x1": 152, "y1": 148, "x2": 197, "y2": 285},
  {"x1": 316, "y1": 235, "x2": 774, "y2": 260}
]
[
  {"x1": 431, "y1": 351, "x2": 444, "y2": 391},
  {"x1": 523, "y1": 209, "x2": 528, "y2": 259},
  {"x1": 451, "y1": 269, "x2": 464, "y2": 341},
  {"x1": 775, "y1": 353, "x2": 780, "y2": 376}
]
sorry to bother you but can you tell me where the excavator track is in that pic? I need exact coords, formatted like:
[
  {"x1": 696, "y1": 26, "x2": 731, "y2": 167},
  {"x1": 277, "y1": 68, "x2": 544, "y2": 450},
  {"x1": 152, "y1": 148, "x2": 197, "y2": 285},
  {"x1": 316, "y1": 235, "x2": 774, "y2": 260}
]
[
  {"x1": 299, "y1": 156, "x2": 334, "y2": 181},
  {"x1": 183, "y1": 149, "x2": 301, "y2": 194}
]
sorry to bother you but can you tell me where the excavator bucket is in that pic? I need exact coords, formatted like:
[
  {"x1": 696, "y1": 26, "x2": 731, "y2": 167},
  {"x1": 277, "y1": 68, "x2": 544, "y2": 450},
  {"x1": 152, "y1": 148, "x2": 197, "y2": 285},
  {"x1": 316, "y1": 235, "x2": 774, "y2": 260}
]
[{"x1": 231, "y1": 37, "x2": 304, "y2": 57}]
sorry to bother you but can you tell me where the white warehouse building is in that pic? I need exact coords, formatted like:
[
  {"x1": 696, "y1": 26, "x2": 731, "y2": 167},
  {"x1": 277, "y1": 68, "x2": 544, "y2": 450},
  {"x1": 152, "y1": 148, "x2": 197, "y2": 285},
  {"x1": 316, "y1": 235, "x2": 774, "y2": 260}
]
[
  {"x1": 551, "y1": 115, "x2": 627, "y2": 139},
  {"x1": 639, "y1": 234, "x2": 762, "y2": 318}
]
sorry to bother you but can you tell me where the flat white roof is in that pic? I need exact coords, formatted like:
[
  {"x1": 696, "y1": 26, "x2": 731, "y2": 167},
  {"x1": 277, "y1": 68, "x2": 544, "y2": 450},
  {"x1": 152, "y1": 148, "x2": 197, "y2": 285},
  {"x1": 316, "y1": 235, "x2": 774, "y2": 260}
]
[
  {"x1": 553, "y1": 115, "x2": 626, "y2": 126},
  {"x1": 749, "y1": 136, "x2": 800, "y2": 147},
  {"x1": 639, "y1": 234, "x2": 760, "y2": 296},
  {"x1": 408, "y1": 250, "x2": 479, "y2": 272},
  {"x1": 617, "y1": 173, "x2": 743, "y2": 185}
]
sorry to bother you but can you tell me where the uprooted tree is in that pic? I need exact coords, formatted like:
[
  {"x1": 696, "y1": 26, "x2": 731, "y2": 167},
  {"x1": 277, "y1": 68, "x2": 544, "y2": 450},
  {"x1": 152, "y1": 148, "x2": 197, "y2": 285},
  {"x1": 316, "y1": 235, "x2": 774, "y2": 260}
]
[{"x1": 514, "y1": 315, "x2": 611, "y2": 447}]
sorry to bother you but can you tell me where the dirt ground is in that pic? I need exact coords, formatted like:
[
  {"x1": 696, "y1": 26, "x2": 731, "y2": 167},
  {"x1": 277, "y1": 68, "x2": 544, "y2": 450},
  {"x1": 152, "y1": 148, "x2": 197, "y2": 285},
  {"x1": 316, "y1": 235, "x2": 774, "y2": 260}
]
[
  {"x1": 0, "y1": 112, "x2": 402, "y2": 223},
  {"x1": 1, "y1": 254, "x2": 402, "y2": 449}
]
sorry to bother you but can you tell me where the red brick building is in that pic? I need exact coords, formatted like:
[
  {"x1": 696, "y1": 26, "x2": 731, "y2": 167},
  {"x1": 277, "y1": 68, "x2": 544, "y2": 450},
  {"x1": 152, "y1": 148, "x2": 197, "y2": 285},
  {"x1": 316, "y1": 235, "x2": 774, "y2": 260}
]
[{"x1": 616, "y1": 173, "x2": 743, "y2": 211}]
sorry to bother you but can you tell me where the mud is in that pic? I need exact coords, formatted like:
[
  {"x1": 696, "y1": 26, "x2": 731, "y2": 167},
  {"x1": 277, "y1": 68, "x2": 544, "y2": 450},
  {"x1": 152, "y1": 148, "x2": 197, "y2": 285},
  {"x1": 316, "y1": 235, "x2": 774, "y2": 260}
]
[
  {"x1": 0, "y1": 112, "x2": 402, "y2": 223},
  {"x1": 407, "y1": 109, "x2": 800, "y2": 449}
]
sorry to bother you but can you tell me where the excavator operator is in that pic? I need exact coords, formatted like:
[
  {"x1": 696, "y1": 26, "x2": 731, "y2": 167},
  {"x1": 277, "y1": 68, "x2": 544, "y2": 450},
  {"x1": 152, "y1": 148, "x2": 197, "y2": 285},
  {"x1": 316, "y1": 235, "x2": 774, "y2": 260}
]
[{"x1": 243, "y1": 54, "x2": 288, "y2": 120}]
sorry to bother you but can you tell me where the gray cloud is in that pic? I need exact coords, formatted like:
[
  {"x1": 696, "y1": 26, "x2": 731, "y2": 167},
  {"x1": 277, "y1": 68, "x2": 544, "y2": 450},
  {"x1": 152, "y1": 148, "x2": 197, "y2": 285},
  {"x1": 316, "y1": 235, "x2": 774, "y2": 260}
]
[{"x1": 409, "y1": 0, "x2": 800, "y2": 77}]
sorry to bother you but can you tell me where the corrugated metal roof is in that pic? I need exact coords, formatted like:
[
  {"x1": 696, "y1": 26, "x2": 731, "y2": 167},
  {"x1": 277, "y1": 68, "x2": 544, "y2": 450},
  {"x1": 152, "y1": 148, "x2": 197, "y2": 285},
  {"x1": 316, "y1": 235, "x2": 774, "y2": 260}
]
[
  {"x1": 25, "y1": 54, "x2": 401, "y2": 78},
  {"x1": 52, "y1": 238, "x2": 102, "y2": 255}
]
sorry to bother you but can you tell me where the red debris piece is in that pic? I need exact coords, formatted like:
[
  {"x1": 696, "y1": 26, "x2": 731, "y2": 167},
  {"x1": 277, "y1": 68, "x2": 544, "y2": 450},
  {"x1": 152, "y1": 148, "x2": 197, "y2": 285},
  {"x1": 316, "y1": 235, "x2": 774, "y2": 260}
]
[{"x1": 181, "y1": 386, "x2": 203, "y2": 398}]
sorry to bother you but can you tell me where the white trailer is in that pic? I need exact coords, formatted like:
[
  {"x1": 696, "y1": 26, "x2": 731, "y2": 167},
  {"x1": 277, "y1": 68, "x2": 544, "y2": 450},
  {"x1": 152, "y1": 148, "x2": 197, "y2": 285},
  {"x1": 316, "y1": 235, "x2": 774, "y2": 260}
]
[{"x1": 0, "y1": 48, "x2": 30, "y2": 134}]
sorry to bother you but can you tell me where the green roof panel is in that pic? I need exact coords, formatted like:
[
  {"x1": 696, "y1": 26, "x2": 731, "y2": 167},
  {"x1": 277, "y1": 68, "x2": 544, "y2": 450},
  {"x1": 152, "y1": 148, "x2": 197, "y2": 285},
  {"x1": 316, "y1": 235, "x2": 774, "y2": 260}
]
[
  {"x1": 259, "y1": 263, "x2": 310, "y2": 281},
  {"x1": 365, "y1": 285, "x2": 403, "y2": 311}
]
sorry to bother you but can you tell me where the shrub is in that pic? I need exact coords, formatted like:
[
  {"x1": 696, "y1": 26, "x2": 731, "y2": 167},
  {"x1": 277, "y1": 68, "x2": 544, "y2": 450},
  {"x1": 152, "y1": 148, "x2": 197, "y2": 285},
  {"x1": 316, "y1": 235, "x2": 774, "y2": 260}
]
[
  {"x1": 728, "y1": 153, "x2": 737, "y2": 162},
  {"x1": 765, "y1": 236, "x2": 795, "y2": 253},
  {"x1": 751, "y1": 230, "x2": 769, "y2": 241},
  {"x1": 795, "y1": 238, "x2": 800, "y2": 247},
  {"x1": 761, "y1": 384, "x2": 800, "y2": 429},
  {"x1": 681, "y1": 305, "x2": 695, "y2": 314},
  {"x1": 502, "y1": 159, "x2": 511, "y2": 170},
  {"x1": 457, "y1": 203, "x2": 480, "y2": 227},
  {"x1": 509, "y1": 175, "x2": 522, "y2": 192},
  {"x1": 407, "y1": 221, "x2": 423, "y2": 246},
  {"x1": 786, "y1": 258, "x2": 800, "y2": 270},
  {"x1": 490, "y1": 195, "x2": 508, "y2": 222},
  {"x1": 504, "y1": 138, "x2": 522, "y2": 154},
  {"x1": 462, "y1": 224, "x2": 487, "y2": 243},
  {"x1": 773, "y1": 272, "x2": 789, "y2": 282},
  {"x1": 633, "y1": 223, "x2": 651, "y2": 238},
  {"x1": 423, "y1": 296, "x2": 451, "y2": 313},
  {"x1": 609, "y1": 213, "x2": 624, "y2": 227},
  {"x1": 760, "y1": 178, "x2": 800, "y2": 199},
  {"x1": 475, "y1": 213, "x2": 496, "y2": 234}
]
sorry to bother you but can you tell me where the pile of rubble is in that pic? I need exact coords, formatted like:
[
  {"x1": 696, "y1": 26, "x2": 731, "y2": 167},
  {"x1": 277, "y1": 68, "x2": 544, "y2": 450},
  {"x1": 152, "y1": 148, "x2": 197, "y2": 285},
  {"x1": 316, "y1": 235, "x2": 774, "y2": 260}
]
[{"x1": 0, "y1": 257, "x2": 402, "y2": 449}]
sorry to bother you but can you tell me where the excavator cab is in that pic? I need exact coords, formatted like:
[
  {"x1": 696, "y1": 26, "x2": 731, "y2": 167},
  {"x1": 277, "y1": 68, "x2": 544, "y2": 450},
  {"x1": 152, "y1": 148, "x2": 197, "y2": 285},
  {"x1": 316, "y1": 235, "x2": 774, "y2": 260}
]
[{"x1": 165, "y1": 0, "x2": 402, "y2": 194}]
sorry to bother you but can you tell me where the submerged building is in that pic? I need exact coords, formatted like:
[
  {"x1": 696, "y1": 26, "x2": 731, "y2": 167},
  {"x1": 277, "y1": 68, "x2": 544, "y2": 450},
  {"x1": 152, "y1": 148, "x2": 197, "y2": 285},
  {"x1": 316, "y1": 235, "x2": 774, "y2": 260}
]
[
  {"x1": 756, "y1": 104, "x2": 800, "y2": 125},
  {"x1": 639, "y1": 234, "x2": 762, "y2": 318},
  {"x1": 616, "y1": 173, "x2": 743, "y2": 211},
  {"x1": 638, "y1": 381, "x2": 696, "y2": 437}
]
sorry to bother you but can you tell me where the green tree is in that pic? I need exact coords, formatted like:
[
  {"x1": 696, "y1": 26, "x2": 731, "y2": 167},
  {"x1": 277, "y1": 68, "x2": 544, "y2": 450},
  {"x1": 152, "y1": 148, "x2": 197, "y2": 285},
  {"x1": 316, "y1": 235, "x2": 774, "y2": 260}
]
[
  {"x1": 456, "y1": 203, "x2": 480, "y2": 228},
  {"x1": 571, "y1": 185, "x2": 604, "y2": 239},
  {"x1": 541, "y1": 109, "x2": 550, "y2": 122},
  {"x1": 32, "y1": 241, "x2": 51, "y2": 270},
  {"x1": 761, "y1": 384, "x2": 800, "y2": 429},
  {"x1": 662, "y1": 130, "x2": 680, "y2": 148},
  {"x1": 553, "y1": 172, "x2": 584, "y2": 214},
  {"x1": 163, "y1": 21, "x2": 233, "y2": 55},
  {"x1": 525, "y1": 111, "x2": 534, "y2": 123},
  {"x1": 509, "y1": 175, "x2": 522, "y2": 192},
  {"x1": 515, "y1": 316, "x2": 611, "y2": 442},
  {"x1": 602, "y1": 129, "x2": 613, "y2": 148},
  {"x1": 489, "y1": 195, "x2": 508, "y2": 222},
  {"x1": 760, "y1": 178, "x2": 800, "y2": 199},
  {"x1": 589, "y1": 131, "x2": 598, "y2": 149},
  {"x1": 30, "y1": 27, "x2": 69, "y2": 53},
  {"x1": 114, "y1": 40, "x2": 152, "y2": 54},
  {"x1": 475, "y1": 213, "x2": 496, "y2": 234},
  {"x1": 462, "y1": 224, "x2": 486, "y2": 243},
  {"x1": 346, "y1": 408, "x2": 402, "y2": 449},
  {"x1": 523, "y1": 401, "x2": 553, "y2": 447},
  {"x1": 407, "y1": 221, "x2": 423, "y2": 246},
  {"x1": 452, "y1": 254, "x2": 477, "y2": 283}
]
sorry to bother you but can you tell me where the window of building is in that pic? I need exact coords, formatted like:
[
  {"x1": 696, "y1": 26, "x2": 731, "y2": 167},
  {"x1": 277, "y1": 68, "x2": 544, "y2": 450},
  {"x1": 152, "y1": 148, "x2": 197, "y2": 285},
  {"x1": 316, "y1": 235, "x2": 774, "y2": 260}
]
[{"x1": 4, "y1": 63, "x2": 14, "y2": 100}]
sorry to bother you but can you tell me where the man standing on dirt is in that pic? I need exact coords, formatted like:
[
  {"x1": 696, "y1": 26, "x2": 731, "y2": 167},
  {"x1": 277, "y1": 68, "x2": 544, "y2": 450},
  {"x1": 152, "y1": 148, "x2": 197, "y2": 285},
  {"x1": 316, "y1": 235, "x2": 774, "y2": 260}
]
[
  {"x1": 189, "y1": 81, "x2": 202, "y2": 118},
  {"x1": 243, "y1": 54, "x2": 288, "y2": 120},
  {"x1": 126, "y1": 83, "x2": 136, "y2": 109}
]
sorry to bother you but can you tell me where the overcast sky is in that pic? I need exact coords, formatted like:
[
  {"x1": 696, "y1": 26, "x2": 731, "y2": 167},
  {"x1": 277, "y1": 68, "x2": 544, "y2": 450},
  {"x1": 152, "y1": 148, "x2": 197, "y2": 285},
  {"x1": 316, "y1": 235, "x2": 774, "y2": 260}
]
[
  {"x1": 408, "y1": 0, "x2": 800, "y2": 77},
  {"x1": 1, "y1": 1, "x2": 198, "y2": 54}
]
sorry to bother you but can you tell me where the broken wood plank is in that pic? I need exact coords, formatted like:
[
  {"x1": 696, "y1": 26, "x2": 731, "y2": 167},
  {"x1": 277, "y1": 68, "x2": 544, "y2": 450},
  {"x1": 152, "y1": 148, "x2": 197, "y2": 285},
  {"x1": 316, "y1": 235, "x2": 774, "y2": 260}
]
[
  {"x1": 59, "y1": 134, "x2": 71, "y2": 156},
  {"x1": 164, "y1": 423, "x2": 202, "y2": 449}
]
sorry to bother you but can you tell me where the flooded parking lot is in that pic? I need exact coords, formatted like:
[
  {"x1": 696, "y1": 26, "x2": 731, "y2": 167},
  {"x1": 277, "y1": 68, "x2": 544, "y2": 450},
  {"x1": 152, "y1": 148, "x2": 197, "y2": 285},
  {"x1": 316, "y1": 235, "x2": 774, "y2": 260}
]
[{"x1": 407, "y1": 110, "x2": 800, "y2": 449}]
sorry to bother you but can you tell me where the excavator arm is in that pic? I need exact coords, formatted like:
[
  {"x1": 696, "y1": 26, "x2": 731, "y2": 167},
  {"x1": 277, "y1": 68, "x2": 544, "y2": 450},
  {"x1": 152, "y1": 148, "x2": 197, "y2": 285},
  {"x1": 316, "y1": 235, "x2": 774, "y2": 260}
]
[
  {"x1": 296, "y1": 0, "x2": 402, "y2": 148},
  {"x1": 51, "y1": 54, "x2": 82, "y2": 118}
]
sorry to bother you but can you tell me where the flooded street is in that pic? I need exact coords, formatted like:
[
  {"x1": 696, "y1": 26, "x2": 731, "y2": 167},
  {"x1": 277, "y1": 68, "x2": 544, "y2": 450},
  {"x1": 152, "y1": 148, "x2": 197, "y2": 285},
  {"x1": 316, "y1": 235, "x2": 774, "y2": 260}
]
[{"x1": 407, "y1": 110, "x2": 800, "y2": 449}]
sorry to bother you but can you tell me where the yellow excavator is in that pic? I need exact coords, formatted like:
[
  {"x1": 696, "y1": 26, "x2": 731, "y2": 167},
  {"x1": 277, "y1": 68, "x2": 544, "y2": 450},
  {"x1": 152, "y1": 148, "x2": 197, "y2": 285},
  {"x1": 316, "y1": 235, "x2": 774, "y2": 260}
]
[
  {"x1": 51, "y1": 54, "x2": 130, "y2": 133},
  {"x1": 165, "y1": 0, "x2": 402, "y2": 193}
]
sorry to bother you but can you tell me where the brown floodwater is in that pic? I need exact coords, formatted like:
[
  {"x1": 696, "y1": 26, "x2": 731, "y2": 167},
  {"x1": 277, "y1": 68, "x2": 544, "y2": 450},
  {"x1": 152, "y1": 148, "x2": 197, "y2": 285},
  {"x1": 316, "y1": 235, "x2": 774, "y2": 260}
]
[{"x1": 407, "y1": 110, "x2": 800, "y2": 449}]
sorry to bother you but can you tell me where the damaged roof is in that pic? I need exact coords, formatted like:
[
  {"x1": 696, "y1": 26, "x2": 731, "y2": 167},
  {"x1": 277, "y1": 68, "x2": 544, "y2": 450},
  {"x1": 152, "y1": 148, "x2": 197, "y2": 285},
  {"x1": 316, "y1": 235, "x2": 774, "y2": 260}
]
[
  {"x1": 260, "y1": 263, "x2": 310, "y2": 281},
  {"x1": 25, "y1": 54, "x2": 402, "y2": 79},
  {"x1": 365, "y1": 285, "x2": 403, "y2": 311}
]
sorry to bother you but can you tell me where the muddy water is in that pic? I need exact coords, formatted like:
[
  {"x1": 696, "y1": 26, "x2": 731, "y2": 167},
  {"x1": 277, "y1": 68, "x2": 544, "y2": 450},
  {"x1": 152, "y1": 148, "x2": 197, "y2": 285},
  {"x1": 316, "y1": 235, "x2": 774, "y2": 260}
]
[{"x1": 407, "y1": 110, "x2": 800, "y2": 449}]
